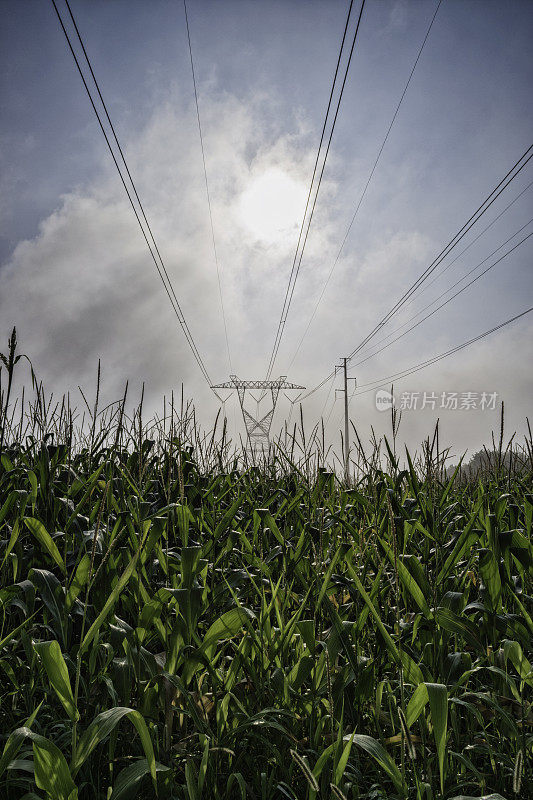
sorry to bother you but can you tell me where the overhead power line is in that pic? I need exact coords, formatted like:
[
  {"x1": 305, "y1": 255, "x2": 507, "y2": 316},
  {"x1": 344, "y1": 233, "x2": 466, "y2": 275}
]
[
  {"x1": 391, "y1": 178, "x2": 533, "y2": 318},
  {"x1": 352, "y1": 305, "x2": 533, "y2": 396},
  {"x1": 52, "y1": 0, "x2": 216, "y2": 389},
  {"x1": 289, "y1": 0, "x2": 443, "y2": 369},
  {"x1": 183, "y1": 0, "x2": 232, "y2": 373},
  {"x1": 264, "y1": 0, "x2": 367, "y2": 381},
  {"x1": 299, "y1": 141, "x2": 533, "y2": 402},
  {"x1": 345, "y1": 143, "x2": 533, "y2": 362},
  {"x1": 350, "y1": 223, "x2": 533, "y2": 368}
]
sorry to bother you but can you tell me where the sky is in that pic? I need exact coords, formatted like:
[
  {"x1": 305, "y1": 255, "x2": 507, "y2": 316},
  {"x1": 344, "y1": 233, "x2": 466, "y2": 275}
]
[{"x1": 1, "y1": 0, "x2": 532, "y2": 463}]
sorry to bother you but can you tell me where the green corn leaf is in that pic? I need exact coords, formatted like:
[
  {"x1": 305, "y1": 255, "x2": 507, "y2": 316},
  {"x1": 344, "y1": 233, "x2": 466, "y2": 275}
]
[
  {"x1": 0, "y1": 728, "x2": 31, "y2": 780},
  {"x1": 0, "y1": 491, "x2": 16, "y2": 526},
  {"x1": 24, "y1": 518, "x2": 66, "y2": 574},
  {"x1": 0, "y1": 725, "x2": 76, "y2": 800},
  {"x1": 185, "y1": 759, "x2": 200, "y2": 800},
  {"x1": 0, "y1": 611, "x2": 37, "y2": 651},
  {"x1": 426, "y1": 682, "x2": 448, "y2": 794},
  {"x1": 71, "y1": 706, "x2": 156, "y2": 792},
  {"x1": 201, "y1": 607, "x2": 255, "y2": 655},
  {"x1": 226, "y1": 772, "x2": 247, "y2": 800},
  {"x1": 509, "y1": 589, "x2": 533, "y2": 635},
  {"x1": 33, "y1": 640, "x2": 78, "y2": 722},
  {"x1": 335, "y1": 729, "x2": 356, "y2": 785},
  {"x1": 80, "y1": 548, "x2": 140, "y2": 655},
  {"x1": 347, "y1": 733, "x2": 405, "y2": 795},
  {"x1": 479, "y1": 549, "x2": 502, "y2": 613},
  {"x1": 312, "y1": 742, "x2": 336, "y2": 782},
  {"x1": 33, "y1": 732, "x2": 78, "y2": 800},
  {"x1": 288, "y1": 656, "x2": 314, "y2": 691},
  {"x1": 1, "y1": 517, "x2": 20, "y2": 568},
  {"x1": 180, "y1": 545, "x2": 202, "y2": 586},
  {"x1": 323, "y1": 595, "x2": 359, "y2": 676},
  {"x1": 176, "y1": 505, "x2": 194, "y2": 547},
  {"x1": 404, "y1": 448, "x2": 421, "y2": 502},
  {"x1": 503, "y1": 639, "x2": 533, "y2": 687},
  {"x1": 28, "y1": 470, "x2": 38, "y2": 509},
  {"x1": 139, "y1": 517, "x2": 166, "y2": 566},
  {"x1": 437, "y1": 501, "x2": 483, "y2": 585},
  {"x1": 296, "y1": 619, "x2": 316, "y2": 653},
  {"x1": 345, "y1": 561, "x2": 401, "y2": 667},
  {"x1": 379, "y1": 537, "x2": 432, "y2": 618},
  {"x1": 214, "y1": 495, "x2": 242, "y2": 538},
  {"x1": 65, "y1": 554, "x2": 91, "y2": 611},
  {"x1": 198, "y1": 736, "x2": 210, "y2": 795},
  {"x1": 434, "y1": 607, "x2": 484, "y2": 653},
  {"x1": 406, "y1": 682, "x2": 429, "y2": 728},
  {"x1": 65, "y1": 463, "x2": 106, "y2": 528},
  {"x1": 316, "y1": 545, "x2": 345, "y2": 608},
  {"x1": 406, "y1": 683, "x2": 449, "y2": 788},
  {"x1": 0, "y1": 703, "x2": 42, "y2": 778},
  {"x1": 29, "y1": 568, "x2": 65, "y2": 629},
  {"x1": 159, "y1": 672, "x2": 209, "y2": 734},
  {"x1": 401, "y1": 554, "x2": 432, "y2": 603},
  {"x1": 262, "y1": 511, "x2": 285, "y2": 547},
  {"x1": 399, "y1": 649, "x2": 425, "y2": 686},
  {"x1": 438, "y1": 457, "x2": 465, "y2": 509},
  {"x1": 354, "y1": 565, "x2": 384, "y2": 636},
  {"x1": 110, "y1": 759, "x2": 170, "y2": 800}
]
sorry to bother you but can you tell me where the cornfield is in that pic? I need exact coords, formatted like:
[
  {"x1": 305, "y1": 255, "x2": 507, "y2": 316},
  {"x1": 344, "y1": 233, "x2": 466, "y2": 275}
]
[{"x1": 0, "y1": 339, "x2": 531, "y2": 799}]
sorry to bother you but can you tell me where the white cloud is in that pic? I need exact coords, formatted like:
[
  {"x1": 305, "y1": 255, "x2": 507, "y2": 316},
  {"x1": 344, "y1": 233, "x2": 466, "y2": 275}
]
[
  {"x1": 0, "y1": 89, "x2": 335, "y2": 425},
  {"x1": 1, "y1": 84, "x2": 531, "y2": 459}
]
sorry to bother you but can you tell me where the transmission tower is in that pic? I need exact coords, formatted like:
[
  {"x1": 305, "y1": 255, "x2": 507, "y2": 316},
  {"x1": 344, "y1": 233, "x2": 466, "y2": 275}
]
[{"x1": 211, "y1": 375, "x2": 305, "y2": 457}]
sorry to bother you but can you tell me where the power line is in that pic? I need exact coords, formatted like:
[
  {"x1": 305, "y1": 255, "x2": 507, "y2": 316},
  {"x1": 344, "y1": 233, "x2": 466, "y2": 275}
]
[
  {"x1": 345, "y1": 143, "x2": 533, "y2": 361},
  {"x1": 52, "y1": 0, "x2": 216, "y2": 389},
  {"x1": 265, "y1": 0, "x2": 367, "y2": 381},
  {"x1": 264, "y1": 0, "x2": 355, "y2": 381},
  {"x1": 266, "y1": 0, "x2": 366, "y2": 380},
  {"x1": 392, "y1": 178, "x2": 533, "y2": 318},
  {"x1": 288, "y1": 0, "x2": 443, "y2": 370},
  {"x1": 322, "y1": 373, "x2": 337, "y2": 421},
  {"x1": 338, "y1": 182, "x2": 533, "y2": 365},
  {"x1": 351, "y1": 305, "x2": 533, "y2": 396},
  {"x1": 299, "y1": 142, "x2": 533, "y2": 402},
  {"x1": 350, "y1": 222, "x2": 532, "y2": 367},
  {"x1": 183, "y1": 0, "x2": 232, "y2": 372}
]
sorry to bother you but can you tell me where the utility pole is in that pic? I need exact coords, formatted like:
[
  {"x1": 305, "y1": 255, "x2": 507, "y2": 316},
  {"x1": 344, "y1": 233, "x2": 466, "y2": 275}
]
[{"x1": 335, "y1": 358, "x2": 356, "y2": 485}]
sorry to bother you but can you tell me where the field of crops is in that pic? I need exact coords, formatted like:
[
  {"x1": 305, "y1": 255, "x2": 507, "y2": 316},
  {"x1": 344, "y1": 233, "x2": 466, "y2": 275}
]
[{"x1": 0, "y1": 357, "x2": 532, "y2": 799}]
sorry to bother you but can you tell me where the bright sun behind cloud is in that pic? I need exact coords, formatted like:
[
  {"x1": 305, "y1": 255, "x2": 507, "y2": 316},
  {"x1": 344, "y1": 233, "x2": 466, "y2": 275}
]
[{"x1": 238, "y1": 167, "x2": 307, "y2": 244}]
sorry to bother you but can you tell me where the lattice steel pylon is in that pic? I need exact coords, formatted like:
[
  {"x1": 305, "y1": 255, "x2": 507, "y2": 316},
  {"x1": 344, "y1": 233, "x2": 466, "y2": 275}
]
[{"x1": 211, "y1": 375, "x2": 305, "y2": 458}]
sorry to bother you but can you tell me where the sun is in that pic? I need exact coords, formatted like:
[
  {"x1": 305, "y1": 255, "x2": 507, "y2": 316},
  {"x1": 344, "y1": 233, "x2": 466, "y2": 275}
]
[{"x1": 238, "y1": 167, "x2": 307, "y2": 244}]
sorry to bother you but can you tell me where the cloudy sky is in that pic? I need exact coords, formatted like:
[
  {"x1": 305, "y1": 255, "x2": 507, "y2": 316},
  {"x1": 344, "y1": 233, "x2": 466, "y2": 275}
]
[{"x1": 1, "y1": 0, "x2": 532, "y2": 461}]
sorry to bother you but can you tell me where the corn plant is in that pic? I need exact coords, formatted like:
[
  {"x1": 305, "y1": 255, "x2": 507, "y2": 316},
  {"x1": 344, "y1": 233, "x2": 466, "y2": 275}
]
[{"x1": 0, "y1": 362, "x2": 531, "y2": 799}]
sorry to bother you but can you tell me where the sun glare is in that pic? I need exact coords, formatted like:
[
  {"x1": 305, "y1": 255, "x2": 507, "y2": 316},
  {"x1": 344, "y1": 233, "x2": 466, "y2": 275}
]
[{"x1": 238, "y1": 168, "x2": 306, "y2": 243}]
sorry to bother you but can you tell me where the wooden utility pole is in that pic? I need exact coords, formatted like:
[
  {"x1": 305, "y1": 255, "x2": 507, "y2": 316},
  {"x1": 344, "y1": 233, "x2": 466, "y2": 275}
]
[
  {"x1": 335, "y1": 358, "x2": 356, "y2": 485},
  {"x1": 343, "y1": 357, "x2": 349, "y2": 482}
]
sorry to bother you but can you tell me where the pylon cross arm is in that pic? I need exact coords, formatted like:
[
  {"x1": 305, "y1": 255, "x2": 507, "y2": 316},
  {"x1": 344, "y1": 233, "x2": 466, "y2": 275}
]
[{"x1": 211, "y1": 378, "x2": 305, "y2": 390}]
